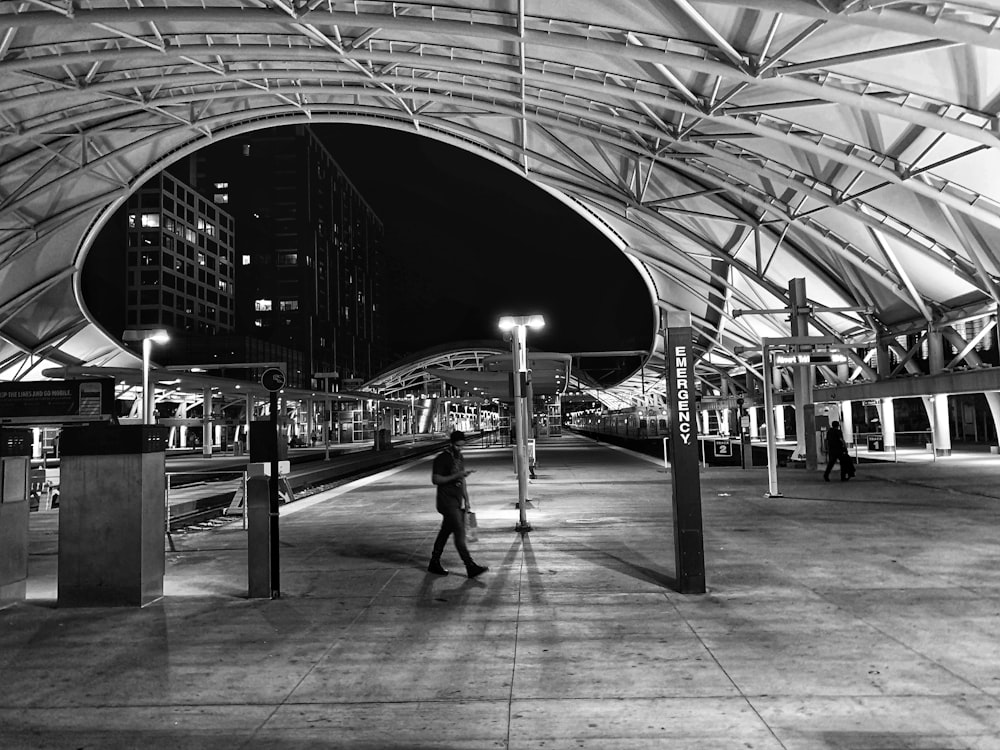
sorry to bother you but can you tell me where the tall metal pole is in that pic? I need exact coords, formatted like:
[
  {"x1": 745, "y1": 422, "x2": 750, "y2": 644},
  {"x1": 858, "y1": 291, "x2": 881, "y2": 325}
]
[
  {"x1": 325, "y1": 376, "x2": 331, "y2": 461},
  {"x1": 268, "y1": 390, "x2": 280, "y2": 597},
  {"x1": 512, "y1": 325, "x2": 531, "y2": 532},
  {"x1": 763, "y1": 341, "x2": 782, "y2": 497},
  {"x1": 142, "y1": 338, "x2": 153, "y2": 424}
]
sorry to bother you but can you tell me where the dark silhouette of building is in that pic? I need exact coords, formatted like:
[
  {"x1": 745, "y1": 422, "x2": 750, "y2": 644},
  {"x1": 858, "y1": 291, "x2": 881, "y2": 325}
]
[
  {"x1": 84, "y1": 125, "x2": 387, "y2": 390},
  {"x1": 179, "y1": 125, "x2": 386, "y2": 387},
  {"x1": 123, "y1": 171, "x2": 237, "y2": 335}
]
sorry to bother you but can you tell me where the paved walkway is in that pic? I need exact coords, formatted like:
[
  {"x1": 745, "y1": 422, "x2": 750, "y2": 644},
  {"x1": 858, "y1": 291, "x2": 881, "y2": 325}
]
[{"x1": 2, "y1": 433, "x2": 999, "y2": 748}]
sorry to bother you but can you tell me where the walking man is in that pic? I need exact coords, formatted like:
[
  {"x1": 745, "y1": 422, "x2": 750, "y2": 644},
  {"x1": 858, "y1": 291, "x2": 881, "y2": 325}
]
[
  {"x1": 428, "y1": 430, "x2": 489, "y2": 578},
  {"x1": 823, "y1": 420, "x2": 850, "y2": 482}
]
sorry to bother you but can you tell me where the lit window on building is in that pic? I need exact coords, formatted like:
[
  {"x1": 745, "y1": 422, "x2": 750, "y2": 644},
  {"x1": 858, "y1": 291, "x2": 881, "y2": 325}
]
[
  {"x1": 254, "y1": 318, "x2": 263, "y2": 327},
  {"x1": 141, "y1": 213, "x2": 160, "y2": 228},
  {"x1": 255, "y1": 299, "x2": 272, "y2": 312},
  {"x1": 279, "y1": 299, "x2": 299, "y2": 312},
  {"x1": 242, "y1": 255, "x2": 251, "y2": 266},
  {"x1": 197, "y1": 252, "x2": 207, "y2": 266},
  {"x1": 196, "y1": 218, "x2": 216, "y2": 236},
  {"x1": 127, "y1": 214, "x2": 138, "y2": 229},
  {"x1": 278, "y1": 253, "x2": 298, "y2": 266},
  {"x1": 185, "y1": 228, "x2": 196, "y2": 243}
]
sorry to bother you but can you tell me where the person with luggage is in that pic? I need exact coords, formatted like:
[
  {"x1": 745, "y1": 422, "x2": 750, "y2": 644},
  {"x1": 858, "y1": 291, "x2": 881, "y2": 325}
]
[
  {"x1": 823, "y1": 420, "x2": 854, "y2": 481},
  {"x1": 427, "y1": 430, "x2": 489, "y2": 578}
]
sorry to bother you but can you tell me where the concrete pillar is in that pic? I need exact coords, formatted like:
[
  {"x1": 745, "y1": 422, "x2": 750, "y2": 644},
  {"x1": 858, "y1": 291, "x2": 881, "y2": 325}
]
[
  {"x1": 879, "y1": 398, "x2": 896, "y2": 449},
  {"x1": 177, "y1": 400, "x2": 188, "y2": 448},
  {"x1": 876, "y1": 339, "x2": 892, "y2": 378},
  {"x1": 985, "y1": 392, "x2": 1000, "y2": 452},
  {"x1": 924, "y1": 394, "x2": 952, "y2": 456},
  {"x1": 749, "y1": 406, "x2": 759, "y2": 439},
  {"x1": 202, "y1": 387, "x2": 212, "y2": 457},
  {"x1": 0, "y1": 430, "x2": 30, "y2": 609},
  {"x1": 927, "y1": 329, "x2": 945, "y2": 374},
  {"x1": 774, "y1": 404, "x2": 786, "y2": 440},
  {"x1": 700, "y1": 409, "x2": 711, "y2": 435},
  {"x1": 789, "y1": 277, "x2": 816, "y2": 467},
  {"x1": 840, "y1": 400, "x2": 855, "y2": 448},
  {"x1": 244, "y1": 394, "x2": 253, "y2": 455},
  {"x1": 58, "y1": 425, "x2": 168, "y2": 607}
]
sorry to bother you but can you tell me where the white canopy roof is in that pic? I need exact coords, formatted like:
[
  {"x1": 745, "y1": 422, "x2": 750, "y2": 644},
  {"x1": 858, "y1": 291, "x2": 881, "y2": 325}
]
[{"x1": 1, "y1": 1, "x2": 998, "y2": 397}]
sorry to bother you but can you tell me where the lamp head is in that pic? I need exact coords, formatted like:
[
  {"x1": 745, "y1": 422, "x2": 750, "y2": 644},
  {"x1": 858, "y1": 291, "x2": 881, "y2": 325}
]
[
  {"x1": 498, "y1": 314, "x2": 545, "y2": 331},
  {"x1": 123, "y1": 327, "x2": 170, "y2": 344}
]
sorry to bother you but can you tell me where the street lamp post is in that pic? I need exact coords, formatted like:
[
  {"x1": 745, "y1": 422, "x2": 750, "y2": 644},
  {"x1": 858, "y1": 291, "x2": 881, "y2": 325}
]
[
  {"x1": 499, "y1": 314, "x2": 544, "y2": 533},
  {"x1": 315, "y1": 371, "x2": 339, "y2": 460},
  {"x1": 122, "y1": 328, "x2": 170, "y2": 425}
]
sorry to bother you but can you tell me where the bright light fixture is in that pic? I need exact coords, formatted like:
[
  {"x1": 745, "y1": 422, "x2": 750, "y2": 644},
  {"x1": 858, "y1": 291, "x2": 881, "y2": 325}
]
[
  {"x1": 122, "y1": 327, "x2": 170, "y2": 344},
  {"x1": 498, "y1": 314, "x2": 545, "y2": 331}
]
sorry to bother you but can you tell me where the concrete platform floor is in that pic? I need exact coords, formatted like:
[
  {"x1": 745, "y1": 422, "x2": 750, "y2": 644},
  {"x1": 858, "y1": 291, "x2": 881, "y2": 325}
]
[{"x1": 2, "y1": 433, "x2": 999, "y2": 749}]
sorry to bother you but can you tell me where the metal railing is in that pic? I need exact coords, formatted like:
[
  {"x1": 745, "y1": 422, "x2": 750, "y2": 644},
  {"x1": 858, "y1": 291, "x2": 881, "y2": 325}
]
[{"x1": 165, "y1": 470, "x2": 248, "y2": 542}]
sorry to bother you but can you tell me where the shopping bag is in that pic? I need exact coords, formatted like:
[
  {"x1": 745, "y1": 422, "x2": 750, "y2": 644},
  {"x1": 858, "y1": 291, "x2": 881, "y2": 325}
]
[
  {"x1": 464, "y1": 509, "x2": 479, "y2": 542},
  {"x1": 842, "y1": 453, "x2": 856, "y2": 478}
]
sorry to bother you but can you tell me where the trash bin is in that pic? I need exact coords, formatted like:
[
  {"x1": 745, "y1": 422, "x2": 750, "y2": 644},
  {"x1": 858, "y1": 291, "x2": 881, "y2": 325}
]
[{"x1": 867, "y1": 434, "x2": 884, "y2": 452}]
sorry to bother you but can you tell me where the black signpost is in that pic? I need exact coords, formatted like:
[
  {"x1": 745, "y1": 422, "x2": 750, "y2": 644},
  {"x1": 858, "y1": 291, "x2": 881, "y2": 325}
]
[
  {"x1": 666, "y1": 312, "x2": 706, "y2": 594},
  {"x1": 260, "y1": 367, "x2": 285, "y2": 598}
]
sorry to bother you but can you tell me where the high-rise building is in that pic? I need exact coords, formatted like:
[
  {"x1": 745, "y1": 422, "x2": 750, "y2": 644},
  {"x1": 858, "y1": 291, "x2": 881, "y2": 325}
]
[
  {"x1": 122, "y1": 171, "x2": 237, "y2": 335},
  {"x1": 182, "y1": 125, "x2": 386, "y2": 387}
]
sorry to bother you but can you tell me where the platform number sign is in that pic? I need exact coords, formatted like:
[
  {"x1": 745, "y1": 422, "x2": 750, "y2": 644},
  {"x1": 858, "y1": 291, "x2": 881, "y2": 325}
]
[
  {"x1": 714, "y1": 440, "x2": 732, "y2": 457},
  {"x1": 261, "y1": 367, "x2": 286, "y2": 392}
]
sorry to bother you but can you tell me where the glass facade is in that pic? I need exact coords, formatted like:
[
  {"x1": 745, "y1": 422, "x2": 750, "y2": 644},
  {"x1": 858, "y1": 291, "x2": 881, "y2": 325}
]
[
  {"x1": 124, "y1": 172, "x2": 236, "y2": 335},
  {"x1": 188, "y1": 125, "x2": 386, "y2": 386}
]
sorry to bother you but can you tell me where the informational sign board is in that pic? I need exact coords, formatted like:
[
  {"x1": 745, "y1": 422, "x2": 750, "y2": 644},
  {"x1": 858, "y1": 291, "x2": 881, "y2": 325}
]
[
  {"x1": 260, "y1": 367, "x2": 285, "y2": 392},
  {"x1": 772, "y1": 351, "x2": 847, "y2": 366},
  {"x1": 713, "y1": 440, "x2": 732, "y2": 457},
  {"x1": 0, "y1": 379, "x2": 115, "y2": 425}
]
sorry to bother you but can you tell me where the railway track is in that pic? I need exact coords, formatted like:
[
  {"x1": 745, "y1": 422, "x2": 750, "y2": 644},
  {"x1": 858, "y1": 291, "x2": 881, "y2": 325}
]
[{"x1": 166, "y1": 439, "x2": 446, "y2": 532}]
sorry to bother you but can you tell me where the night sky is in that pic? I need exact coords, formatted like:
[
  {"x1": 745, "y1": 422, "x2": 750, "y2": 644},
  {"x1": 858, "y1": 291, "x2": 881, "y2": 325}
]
[
  {"x1": 316, "y1": 125, "x2": 653, "y2": 361},
  {"x1": 82, "y1": 125, "x2": 655, "y2": 371}
]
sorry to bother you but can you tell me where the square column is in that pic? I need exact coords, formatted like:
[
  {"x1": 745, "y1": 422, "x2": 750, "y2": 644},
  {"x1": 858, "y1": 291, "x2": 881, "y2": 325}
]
[
  {"x1": 0, "y1": 430, "x2": 31, "y2": 609},
  {"x1": 58, "y1": 425, "x2": 168, "y2": 607}
]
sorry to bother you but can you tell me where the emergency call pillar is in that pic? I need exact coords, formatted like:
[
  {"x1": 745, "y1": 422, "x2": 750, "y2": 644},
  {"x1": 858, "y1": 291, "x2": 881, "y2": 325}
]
[
  {"x1": 57, "y1": 425, "x2": 168, "y2": 607},
  {"x1": 666, "y1": 312, "x2": 706, "y2": 594},
  {"x1": 0, "y1": 429, "x2": 31, "y2": 609},
  {"x1": 247, "y1": 420, "x2": 286, "y2": 598}
]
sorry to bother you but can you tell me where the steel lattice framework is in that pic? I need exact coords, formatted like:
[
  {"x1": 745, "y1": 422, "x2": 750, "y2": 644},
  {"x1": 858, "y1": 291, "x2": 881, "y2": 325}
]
[{"x1": 1, "y1": 0, "x2": 999, "y2": 399}]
